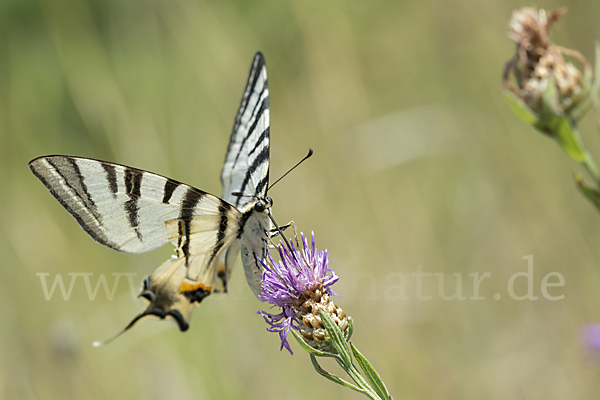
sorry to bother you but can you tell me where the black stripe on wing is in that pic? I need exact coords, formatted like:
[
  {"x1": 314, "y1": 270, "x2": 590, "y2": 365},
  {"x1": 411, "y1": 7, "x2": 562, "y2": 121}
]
[
  {"x1": 230, "y1": 89, "x2": 269, "y2": 170},
  {"x1": 221, "y1": 52, "x2": 270, "y2": 206},
  {"x1": 248, "y1": 127, "x2": 269, "y2": 157},
  {"x1": 31, "y1": 157, "x2": 118, "y2": 250},
  {"x1": 162, "y1": 179, "x2": 179, "y2": 204},
  {"x1": 179, "y1": 189, "x2": 204, "y2": 266},
  {"x1": 28, "y1": 155, "x2": 231, "y2": 255},
  {"x1": 102, "y1": 164, "x2": 118, "y2": 198},
  {"x1": 226, "y1": 53, "x2": 267, "y2": 159},
  {"x1": 124, "y1": 168, "x2": 143, "y2": 240},
  {"x1": 208, "y1": 202, "x2": 234, "y2": 266},
  {"x1": 236, "y1": 145, "x2": 270, "y2": 206}
]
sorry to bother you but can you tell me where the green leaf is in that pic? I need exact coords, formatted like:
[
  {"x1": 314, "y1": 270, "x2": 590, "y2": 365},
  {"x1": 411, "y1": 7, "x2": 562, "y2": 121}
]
[
  {"x1": 502, "y1": 89, "x2": 538, "y2": 125},
  {"x1": 310, "y1": 354, "x2": 365, "y2": 394},
  {"x1": 551, "y1": 117, "x2": 587, "y2": 162},
  {"x1": 290, "y1": 329, "x2": 337, "y2": 358},
  {"x1": 319, "y1": 310, "x2": 352, "y2": 367},
  {"x1": 540, "y1": 76, "x2": 562, "y2": 118},
  {"x1": 346, "y1": 317, "x2": 355, "y2": 341},
  {"x1": 575, "y1": 174, "x2": 600, "y2": 211},
  {"x1": 334, "y1": 359, "x2": 385, "y2": 400},
  {"x1": 351, "y1": 343, "x2": 391, "y2": 400}
]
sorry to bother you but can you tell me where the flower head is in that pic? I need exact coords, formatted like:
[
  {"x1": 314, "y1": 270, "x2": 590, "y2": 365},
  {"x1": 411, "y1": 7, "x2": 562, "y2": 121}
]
[
  {"x1": 257, "y1": 232, "x2": 348, "y2": 354},
  {"x1": 504, "y1": 7, "x2": 588, "y2": 119}
]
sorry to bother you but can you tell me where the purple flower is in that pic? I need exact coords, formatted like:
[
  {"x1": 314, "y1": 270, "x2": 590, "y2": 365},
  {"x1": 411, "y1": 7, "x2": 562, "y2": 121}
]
[
  {"x1": 257, "y1": 232, "x2": 342, "y2": 354},
  {"x1": 582, "y1": 324, "x2": 600, "y2": 353}
]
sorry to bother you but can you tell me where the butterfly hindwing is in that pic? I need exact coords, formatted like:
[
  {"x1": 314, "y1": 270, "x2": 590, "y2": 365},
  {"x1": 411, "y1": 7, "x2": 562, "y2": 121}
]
[
  {"x1": 166, "y1": 213, "x2": 240, "y2": 282},
  {"x1": 126, "y1": 213, "x2": 241, "y2": 332}
]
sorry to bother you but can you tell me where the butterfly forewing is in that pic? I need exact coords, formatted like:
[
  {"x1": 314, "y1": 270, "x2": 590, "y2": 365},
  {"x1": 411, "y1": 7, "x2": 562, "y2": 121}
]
[
  {"x1": 221, "y1": 52, "x2": 270, "y2": 207},
  {"x1": 215, "y1": 52, "x2": 272, "y2": 293},
  {"x1": 29, "y1": 156, "x2": 235, "y2": 254}
]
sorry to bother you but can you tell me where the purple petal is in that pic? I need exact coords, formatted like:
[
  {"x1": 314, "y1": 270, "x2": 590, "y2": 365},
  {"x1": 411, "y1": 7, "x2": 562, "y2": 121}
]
[{"x1": 257, "y1": 231, "x2": 338, "y2": 354}]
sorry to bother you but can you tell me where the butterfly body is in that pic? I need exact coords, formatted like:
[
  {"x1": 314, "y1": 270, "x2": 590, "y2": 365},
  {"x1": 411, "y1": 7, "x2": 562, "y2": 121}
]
[
  {"x1": 29, "y1": 52, "x2": 275, "y2": 336},
  {"x1": 237, "y1": 198, "x2": 273, "y2": 296}
]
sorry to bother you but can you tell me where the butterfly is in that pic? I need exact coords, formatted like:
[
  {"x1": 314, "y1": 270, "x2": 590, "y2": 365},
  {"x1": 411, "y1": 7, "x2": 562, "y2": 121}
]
[{"x1": 29, "y1": 52, "x2": 294, "y2": 340}]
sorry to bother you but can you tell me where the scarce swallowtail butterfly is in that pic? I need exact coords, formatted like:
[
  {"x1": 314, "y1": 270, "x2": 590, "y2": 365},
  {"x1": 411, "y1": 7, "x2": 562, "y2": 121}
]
[{"x1": 29, "y1": 52, "x2": 301, "y2": 341}]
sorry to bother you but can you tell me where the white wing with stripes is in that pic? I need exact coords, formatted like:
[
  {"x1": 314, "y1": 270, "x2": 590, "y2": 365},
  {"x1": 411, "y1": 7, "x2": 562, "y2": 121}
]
[
  {"x1": 221, "y1": 52, "x2": 270, "y2": 208},
  {"x1": 29, "y1": 155, "x2": 238, "y2": 255},
  {"x1": 215, "y1": 52, "x2": 272, "y2": 293}
]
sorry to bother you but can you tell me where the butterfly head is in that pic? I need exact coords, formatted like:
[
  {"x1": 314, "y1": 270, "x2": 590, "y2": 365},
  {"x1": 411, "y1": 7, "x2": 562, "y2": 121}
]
[{"x1": 252, "y1": 196, "x2": 273, "y2": 214}]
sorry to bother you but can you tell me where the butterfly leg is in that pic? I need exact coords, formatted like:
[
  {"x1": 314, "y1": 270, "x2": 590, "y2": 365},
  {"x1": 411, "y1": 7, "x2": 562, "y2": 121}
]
[
  {"x1": 268, "y1": 221, "x2": 297, "y2": 249},
  {"x1": 269, "y1": 221, "x2": 294, "y2": 237}
]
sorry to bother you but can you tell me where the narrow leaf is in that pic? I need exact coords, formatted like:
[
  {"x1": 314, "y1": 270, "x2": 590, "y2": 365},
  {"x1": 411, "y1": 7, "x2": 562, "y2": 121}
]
[
  {"x1": 502, "y1": 89, "x2": 538, "y2": 125},
  {"x1": 541, "y1": 76, "x2": 562, "y2": 118},
  {"x1": 310, "y1": 354, "x2": 365, "y2": 394},
  {"x1": 290, "y1": 329, "x2": 337, "y2": 358},
  {"x1": 552, "y1": 117, "x2": 587, "y2": 162},
  {"x1": 351, "y1": 343, "x2": 391, "y2": 400},
  {"x1": 320, "y1": 310, "x2": 352, "y2": 367},
  {"x1": 575, "y1": 174, "x2": 600, "y2": 211},
  {"x1": 346, "y1": 317, "x2": 355, "y2": 341},
  {"x1": 335, "y1": 358, "x2": 385, "y2": 400}
]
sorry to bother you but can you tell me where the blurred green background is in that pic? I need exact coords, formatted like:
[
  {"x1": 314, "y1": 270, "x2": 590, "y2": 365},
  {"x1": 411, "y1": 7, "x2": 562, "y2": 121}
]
[{"x1": 2, "y1": 0, "x2": 600, "y2": 399}]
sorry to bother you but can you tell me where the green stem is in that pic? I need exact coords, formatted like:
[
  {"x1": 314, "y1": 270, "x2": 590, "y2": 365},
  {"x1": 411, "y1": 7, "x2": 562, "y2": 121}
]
[
  {"x1": 583, "y1": 147, "x2": 600, "y2": 188},
  {"x1": 337, "y1": 358, "x2": 383, "y2": 400},
  {"x1": 564, "y1": 119, "x2": 600, "y2": 189}
]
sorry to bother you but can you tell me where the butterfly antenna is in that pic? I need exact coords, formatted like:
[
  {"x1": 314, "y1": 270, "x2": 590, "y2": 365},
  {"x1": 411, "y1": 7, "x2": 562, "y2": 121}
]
[{"x1": 267, "y1": 148, "x2": 313, "y2": 193}]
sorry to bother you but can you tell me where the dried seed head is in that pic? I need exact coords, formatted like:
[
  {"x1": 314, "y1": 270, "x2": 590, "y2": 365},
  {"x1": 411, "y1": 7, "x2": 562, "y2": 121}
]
[
  {"x1": 313, "y1": 329, "x2": 326, "y2": 341},
  {"x1": 508, "y1": 8, "x2": 563, "y2": 58},
  {"x1": 300, "y1": 325, "x2": 313, "y2": 340},
  {"x1": 504, "y1": 7, "x2": 587, "y2": 116}
]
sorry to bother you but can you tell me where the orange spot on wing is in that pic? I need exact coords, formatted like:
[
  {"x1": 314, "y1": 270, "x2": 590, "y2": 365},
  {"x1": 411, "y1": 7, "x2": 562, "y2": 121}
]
[
  {"x1": 217, "y1": 259, "x2": 226, "y2": 274},
  {"x1": 180, "y1": 282, "x2": 212, "y2": 293}
]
